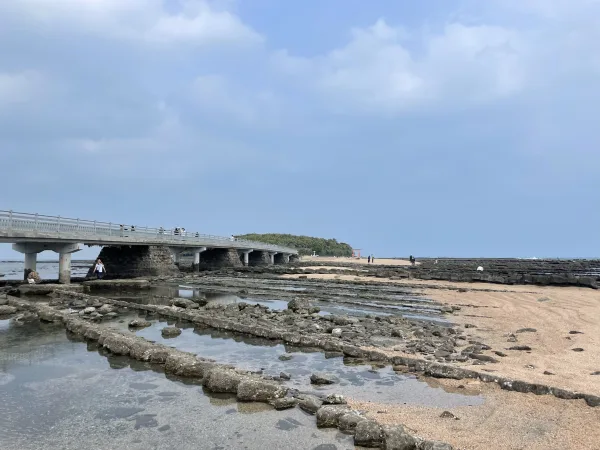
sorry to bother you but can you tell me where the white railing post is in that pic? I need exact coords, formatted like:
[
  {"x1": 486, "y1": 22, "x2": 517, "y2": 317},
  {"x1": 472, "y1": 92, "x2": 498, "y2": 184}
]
[
  {"x1": 109, "y1": 222, "x2": 112, "y2": 236},
  {"x1": 76, "y1": 218, "x2": 80, "y2": 233},
  {"x1": 93, "y1": 220, "x2": 97, "y2": 234},
  {"x1": 34, "y1": 213, "x2": 39, "y2": 231},
  {"x1": 57, "y1": 215, "x2": 61, "y2": 233},
  {"x1": 8, "y1": 210, "x2": 13, "y2": 231}
]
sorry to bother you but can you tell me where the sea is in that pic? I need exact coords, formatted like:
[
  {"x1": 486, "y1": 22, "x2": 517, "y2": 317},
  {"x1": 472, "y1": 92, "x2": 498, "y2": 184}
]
[{"x1": 0, "y1": 260, "x2": 92, "y2": 281}]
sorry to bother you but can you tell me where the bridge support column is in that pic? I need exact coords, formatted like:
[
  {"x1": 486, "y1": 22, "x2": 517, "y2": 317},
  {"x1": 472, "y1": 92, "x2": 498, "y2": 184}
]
[
  {"x1": 57, "y1": 243, "x2": 80, "y2": 284},
  {"x1": 59, "y1": 252, "x2": 72, "y2": 284},
  {"x1": 192, "y1": 247, "x2": 207, "y2": 272},
  {"x1": 23, "y1": 252, "x2": 38, "y2": 280},
  {"x1": 13, "y1": 242, "x2": 79, "y2": 283},
  {"x1": 169, "y1": 248, "x2": 183, "y2": 267},
  {"x1": 274, "y1": 253, "x2": 289, "y2": 265},
  {"x1": 241, "y1": 249, "x2": 254, "y2": 266},
  {"x1": 269, "y1": 252, "x2": 277, "y2": 265}
]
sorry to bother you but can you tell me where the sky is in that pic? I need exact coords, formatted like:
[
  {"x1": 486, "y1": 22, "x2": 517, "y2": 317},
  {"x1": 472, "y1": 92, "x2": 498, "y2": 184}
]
[{"x1": 1, "y1": 0, "x2": 599, "y2": 260}]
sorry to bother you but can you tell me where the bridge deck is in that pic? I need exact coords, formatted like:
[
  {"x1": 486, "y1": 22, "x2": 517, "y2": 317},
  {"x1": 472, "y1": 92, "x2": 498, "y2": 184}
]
[{"x1": 0, "y1": 210, "x2": 297, "y2": 254}]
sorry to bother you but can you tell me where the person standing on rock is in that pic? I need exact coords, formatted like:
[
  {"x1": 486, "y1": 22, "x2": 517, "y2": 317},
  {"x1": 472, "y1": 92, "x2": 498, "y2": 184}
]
[
  {"x1": 93, "y1": 259, "x2": 106, "y2": 279},
  {"x1": 27, "y1": 271, "x2": 41, "y2": 284},
  {"x1": 367, "y1": 255, "x2": 371, "y2": 264}
]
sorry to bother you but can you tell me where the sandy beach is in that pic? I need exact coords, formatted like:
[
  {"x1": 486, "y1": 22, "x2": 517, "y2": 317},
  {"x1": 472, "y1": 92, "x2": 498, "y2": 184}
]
[
  {"x1": 282, "y1": 272, "x2": 600, "y2": 396},
  {"x1": 350, "y1": 379, "x2": 600, "y2": 450},
  {"x1": 280, "y1": 270, "x2": 600, "y2": 448},
  {"x1": 300, "y1": 256, "x2": 416, "y2": 266}
]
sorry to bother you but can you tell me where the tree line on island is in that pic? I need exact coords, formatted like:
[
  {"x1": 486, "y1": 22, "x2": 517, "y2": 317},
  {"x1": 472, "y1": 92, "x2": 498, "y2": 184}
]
[{"x1": 236, "y1": 233, "x2": 353, "y2": 257}]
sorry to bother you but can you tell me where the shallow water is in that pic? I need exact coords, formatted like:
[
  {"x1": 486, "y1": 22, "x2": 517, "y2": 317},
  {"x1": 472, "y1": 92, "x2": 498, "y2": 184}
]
[
  {"x1": 107, "y1": 312, "x2": 482, "y2": 408},
  {"x1": 0, "y1": 261, "x2": 90, "y2": 281},
  {"x1": 98, "y1": 283, "x2": 449, "y2": 321},
  {"x1": 0, "y1": 319, "x2": 354, "y2": 450}
]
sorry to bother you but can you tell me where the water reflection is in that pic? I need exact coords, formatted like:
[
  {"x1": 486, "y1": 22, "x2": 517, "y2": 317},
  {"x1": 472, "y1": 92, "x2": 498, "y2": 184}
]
[
  {"x1": 0, "y1": 320, "x2": 354, "y2": 450},
  {"x1": 104, "y1": 313, "x2": 482, "y2": 408},
  {"x1": 91, "y1": 282, "x2": 447, "y2": 321}
]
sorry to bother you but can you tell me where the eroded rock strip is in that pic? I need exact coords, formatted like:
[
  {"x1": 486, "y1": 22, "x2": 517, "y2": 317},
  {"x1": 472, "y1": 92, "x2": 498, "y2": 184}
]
[
  {"x1": 4, "y1": 295, "x2": 455, "y2": 449},
  {"x1": 19, "y1": 288, "x2": 600, "y2": 408}
]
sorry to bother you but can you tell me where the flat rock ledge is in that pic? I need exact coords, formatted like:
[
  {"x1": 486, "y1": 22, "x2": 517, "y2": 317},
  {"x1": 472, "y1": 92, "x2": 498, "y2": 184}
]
[
  {"x1": 82, "y1": 279, "x2": 151, "y2": 290},
  {"x1": 7, "y1": 296, "x2": 454, "y2": 449}
]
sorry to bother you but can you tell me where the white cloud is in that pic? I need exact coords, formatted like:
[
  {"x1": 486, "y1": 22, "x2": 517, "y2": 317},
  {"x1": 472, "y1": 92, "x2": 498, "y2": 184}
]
[
  {"x1": 0, "y1": 71, "x2": 46, "y2": 109},
  {"x1": 274, "y1": 19, "x2": 529, "y2": 113},
  {"x1": 190, "y1": 75, "x2": 281, "y2": 125},
  {"x1": 1, "y1": 0, "x2": 262, "y2": 47}
]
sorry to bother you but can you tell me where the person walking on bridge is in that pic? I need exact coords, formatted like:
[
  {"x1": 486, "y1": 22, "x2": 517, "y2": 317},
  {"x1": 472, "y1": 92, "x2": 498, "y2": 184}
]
[{"x1": 93, "y1": 259, "x2": 106, "y2": 279}]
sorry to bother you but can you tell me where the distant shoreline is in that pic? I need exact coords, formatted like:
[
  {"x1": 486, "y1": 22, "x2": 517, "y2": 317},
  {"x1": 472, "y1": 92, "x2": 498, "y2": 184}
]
[{"x1": 0, "y1": 260, "x2": 95, "y2": 263}]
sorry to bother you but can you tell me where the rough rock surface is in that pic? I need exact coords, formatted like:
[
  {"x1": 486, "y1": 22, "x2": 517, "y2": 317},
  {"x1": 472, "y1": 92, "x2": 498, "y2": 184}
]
[
  {"x1": 310, "y1": 372, "x2": 338, "y2": 385},
  {"x1": 316, "y1": 405, "x2": 351, "y2": 428},
  {"x1": 236, "y1": 379, "x2": 287, "y2": 402},
  {"x1": 382, "y1": 424, "x2": 417, "y2": 450},
  {"x1": 203, "y1": 368, "x2": 243, "y2": 393},
  {"x1": 287, "y1": 298, "x2": 311, "y2": 312},
  {"x1": 355, "y1": 420, "x2": 384, "y2": 448},
  {"x1": 161, "y1": 326, "x2": 182, "y2": 338},
  {"x1": 269, "y1": 397, "x2": 298, "y2": 410},
  {"x1": 338, "y1": 411, "x2": 366, "y2": 433},
  {"x1": 128, "y1": 319, "x2": 151, "y2": 328},
  {"x1": 170, "y1": 298, "x2": 199, "y2": 309},
  {"x1": 297, "y1": 394, "x2": 323, "y2": 414},
  {"x1": 0, "y1": 305, "x2": 18, "y2": 315}
]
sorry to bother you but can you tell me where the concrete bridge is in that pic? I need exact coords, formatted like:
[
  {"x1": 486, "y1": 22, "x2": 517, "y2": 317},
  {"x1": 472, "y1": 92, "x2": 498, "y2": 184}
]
[{"x1": 0, "y1": 210, "x2": 298, "y2": 283}]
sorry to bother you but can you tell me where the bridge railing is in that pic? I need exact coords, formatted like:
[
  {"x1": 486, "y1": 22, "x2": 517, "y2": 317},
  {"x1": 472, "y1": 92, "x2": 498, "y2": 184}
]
[{"x1": 0, "y1": 210, "x2": 297, "y2": 254}]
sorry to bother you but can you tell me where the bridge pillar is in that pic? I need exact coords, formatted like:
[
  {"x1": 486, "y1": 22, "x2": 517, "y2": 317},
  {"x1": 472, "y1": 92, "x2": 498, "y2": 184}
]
[
  {"x1": 23, "y1": 252, "x2": 37, "y2": 280},
  {"x1": 57, "y1": 244, "x2": 80, "y2": 284},
  {"x1": 241, "y1": 249, "x2": 254, "y2": 266},
  {"x1": 58, "y1": 252, "x2": 72, "y2": 284},
  {"x1": 13, "y1": 242, "x2": 79, "y2": 283},
  {"x1": 192, "y1": 247, "x2": 207, "y2": 272},
  {"x1": 275, "y1": 253, "x2": 291, "y2": 265},
  {"x1": 269, "y1": 252, "x2": 277, "y2": 265},
  {"x1": 169, "y1": 248, "x2": 183, "y2": 267}
]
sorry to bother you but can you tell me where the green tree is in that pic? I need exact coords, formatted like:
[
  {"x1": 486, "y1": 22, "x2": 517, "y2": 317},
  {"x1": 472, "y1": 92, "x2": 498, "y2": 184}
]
[{"x1": 237, "y1": 233, "x2": 352, "y2": 257}]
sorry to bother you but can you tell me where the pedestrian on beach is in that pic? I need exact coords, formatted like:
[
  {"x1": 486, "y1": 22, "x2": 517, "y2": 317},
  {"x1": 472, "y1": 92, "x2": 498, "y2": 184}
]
[
  {"x1": 371, "y1": 255, "x2": 375, "y2": 264},
  {"x1": 27, "y1": 271, "x2": 41, "y2": 284},
  {"x1": 93, "y1": 259, "x2": 106, "y2": 279},
  {"x1": 367, "y1": 255, "x2": 371, "y2": 264}
]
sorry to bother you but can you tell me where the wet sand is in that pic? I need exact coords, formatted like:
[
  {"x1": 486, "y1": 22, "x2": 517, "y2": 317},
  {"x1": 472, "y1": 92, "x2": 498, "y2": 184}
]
[
  {"x1": 350, "y1": 378, "x2": 600, "y2": 450},
  {"x1": 281, "y1": 273, "x2": 600, "y2": 397},
  {"x1": 424, "y1": 282, "x2": 600, "y2": 397},
  {"x1": 300, "y1": 256, "x2": 416, "y2": 266}
]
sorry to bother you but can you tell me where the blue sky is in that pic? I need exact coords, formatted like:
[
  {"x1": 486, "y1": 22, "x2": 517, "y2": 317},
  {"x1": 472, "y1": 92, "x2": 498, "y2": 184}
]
[{"x1": 1, "y1": 0, "x2": 599, "y2": 260}]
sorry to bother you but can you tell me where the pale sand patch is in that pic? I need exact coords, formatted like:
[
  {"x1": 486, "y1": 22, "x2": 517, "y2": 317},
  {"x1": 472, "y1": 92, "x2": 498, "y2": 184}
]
[
  {"x1": 300, "y1": 256, "x2": 417, "y2": 266},
  {"x1": 300, "y1": 266, "x2": 368, "y2": 271},
  {"x1": 280, "y1": 273, "x2": 600, "y2": 395},
  {"x1": 424, "y1": 284, "x2": 600, "y2": 397},
  {"x1": 349, "y1": 378, "x2": 600, "y2": 450}
]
